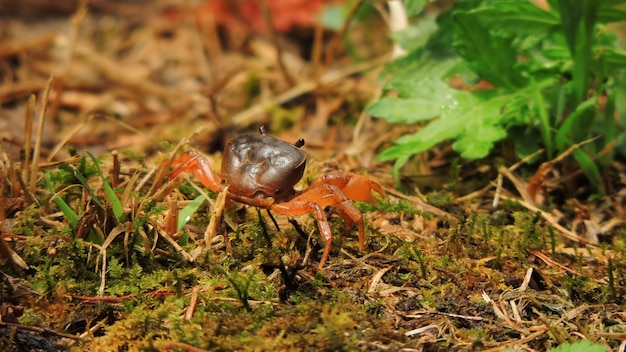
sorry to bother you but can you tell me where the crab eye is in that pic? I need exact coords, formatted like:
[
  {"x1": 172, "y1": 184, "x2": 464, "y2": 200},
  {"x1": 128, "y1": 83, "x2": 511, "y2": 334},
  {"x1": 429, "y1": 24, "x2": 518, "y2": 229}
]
[{"x1": 294, "y1": 138, "x2": 305, "y2": 148}]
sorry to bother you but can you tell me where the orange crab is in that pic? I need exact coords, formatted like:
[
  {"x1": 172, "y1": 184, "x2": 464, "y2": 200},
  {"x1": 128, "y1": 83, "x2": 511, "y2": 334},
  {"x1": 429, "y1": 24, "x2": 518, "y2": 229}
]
[{"x1": 168, "y1": 129, "x2": 384, "y2": 268}]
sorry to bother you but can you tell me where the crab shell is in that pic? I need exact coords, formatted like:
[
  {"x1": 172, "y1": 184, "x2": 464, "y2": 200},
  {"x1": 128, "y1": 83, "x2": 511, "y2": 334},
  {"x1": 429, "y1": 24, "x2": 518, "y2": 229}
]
[{"x1": 221, "y1": 134, "x2": 306, "y2": 202}]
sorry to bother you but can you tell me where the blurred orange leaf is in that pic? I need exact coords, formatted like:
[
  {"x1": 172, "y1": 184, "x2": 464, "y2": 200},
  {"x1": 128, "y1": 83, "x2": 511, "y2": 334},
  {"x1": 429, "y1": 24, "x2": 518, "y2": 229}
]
[{"x1": 194, "y1": 0, "x2": 340, "y2": 33}]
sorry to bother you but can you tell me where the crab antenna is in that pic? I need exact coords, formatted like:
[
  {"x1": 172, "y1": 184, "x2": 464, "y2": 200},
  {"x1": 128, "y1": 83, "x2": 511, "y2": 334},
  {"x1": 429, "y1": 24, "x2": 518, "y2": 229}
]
[
  {"x1": 294, "y1": 138, "x2": 305, "y2": 148},
  {"x1": 259, "y1": 126, "x2": 266, "y2": 135}
]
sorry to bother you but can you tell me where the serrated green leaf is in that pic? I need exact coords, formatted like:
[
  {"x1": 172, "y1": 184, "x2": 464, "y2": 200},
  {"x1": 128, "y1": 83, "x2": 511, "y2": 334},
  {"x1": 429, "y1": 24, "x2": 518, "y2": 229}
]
[
  {"x1": 389, "y1": 17, "x2": 438, "y2": 53},
  {"x1": 368, "y1": 57, "x2": 460, "y2": 124},
  {"x1": 386, "y1": 53, "x2": 460, "y2": 89},
  {"x1": 601, "y1": 47, "x2": 626, "y2": 69},
  {"x1": 541, "y1": 45, "x2": 571, "y2": 61},
  {"x1": 598, "y1": 0, "x2": 626, "y2": 7},
  {"x1": 367, "y1": 78, "x2": 455, "y2": 123},
  {"x1": 452, "y1": 11, "x2": 527, "y2": 89},
  {"x1": 371, "y1": 0, "x2": 623, "y2": 191},
  {"x1": 471, "y1": 1, "x2": 560, "y2": 38},
  {"x1": 389, "y1": 69, "x2": 458, "y2": 98},
  {"x1": 377, "y1": 90, "x2": 510, "y2": 161},
  {"x1": 453, "y1": 124, "x2": 508, "y2": 159},
  {"x1": 377, "y1": 78, "x2": 554, "y2": 164},
  {"x1": 377, "y1": 134, "x2": 444, "y2": 161},
  {"x1": 597, "y1": 0, "x2": 626, "y2": 23},
  {"x1": 367, "y1": 97, "x2": 440, "y2": 123},
  {"x1": 597, "y1": 7, "x2": 626, "y2": 23}
]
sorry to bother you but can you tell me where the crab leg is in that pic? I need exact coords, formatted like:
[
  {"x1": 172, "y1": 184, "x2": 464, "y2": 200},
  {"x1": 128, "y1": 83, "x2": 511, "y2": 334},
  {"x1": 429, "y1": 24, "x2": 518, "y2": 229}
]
[
  {"x1": 272, "y1": 201, "x2": 333, "y2": 268},
  {"x1": 288, "y1": 183, "x2": 366, "y2": 250},
  {"x1": 310, "y1": 171, "x2": 385, "y2": 204},
  {"x1": 169, "y1": 151, "x2": 224, "y2": 193}
]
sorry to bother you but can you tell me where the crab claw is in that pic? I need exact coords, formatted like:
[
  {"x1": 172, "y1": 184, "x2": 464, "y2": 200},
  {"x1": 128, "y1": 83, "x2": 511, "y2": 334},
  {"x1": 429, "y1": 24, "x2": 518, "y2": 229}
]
[{"x1": 316, "y1": 170, "x2": 385, "y2": 205}]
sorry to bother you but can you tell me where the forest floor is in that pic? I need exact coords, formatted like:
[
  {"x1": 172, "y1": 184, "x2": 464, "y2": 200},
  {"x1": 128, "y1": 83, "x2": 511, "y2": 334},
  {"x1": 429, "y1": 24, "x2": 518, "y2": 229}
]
[{"x1": 0, "y1": 1, "x2": 625, "y2": 351}]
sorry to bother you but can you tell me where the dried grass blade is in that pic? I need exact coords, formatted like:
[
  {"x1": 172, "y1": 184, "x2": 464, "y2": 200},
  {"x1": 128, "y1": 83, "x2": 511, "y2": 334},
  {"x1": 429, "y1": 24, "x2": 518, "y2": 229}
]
[
  {"x1": 29, "y1": 76, "x2": 53, "y2": 194},
  {"x1": 22, "y1": 95, "x2": 35, "y2": 184}
]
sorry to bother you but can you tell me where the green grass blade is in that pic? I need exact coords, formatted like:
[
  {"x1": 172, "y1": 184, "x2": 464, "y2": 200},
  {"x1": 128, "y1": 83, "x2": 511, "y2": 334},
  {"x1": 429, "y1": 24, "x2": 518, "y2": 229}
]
[
  {"x1": 530, "y1": 78, "x2": 554, "y2": 158},
  {"x1": 86, "y1": 151, "x2": 127, "y2": 223},
  {"x1": 571, "y1": 1, "x2": 597, "y2": 106},
  {"x1": 177, "y1": 195, "x2": 206, "y2": 232},
  {"x1": 557, "y1": 0, "x2": 582, "y2": 56},
  {"x1": 601, "y1": 88, "x2": 617, "y2": 164},
  {"x1": 572, "y1": 148, "x2": 604, "y2": 194},
  {"x1": 45, "y1": 172, "x2": 79, "y2": 228},
  {"x1": 72, "y1": 164, "x2": 104, "y2": 209},
  {"x1": 555, "y1": 97, "x2": 597, "y2": 151}
]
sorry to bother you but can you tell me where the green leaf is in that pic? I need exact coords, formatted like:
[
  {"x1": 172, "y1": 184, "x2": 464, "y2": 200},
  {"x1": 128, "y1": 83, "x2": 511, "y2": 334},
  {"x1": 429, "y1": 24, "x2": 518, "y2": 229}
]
[
  {"x1": 530, "y1": 78, "x2": 554, "y2": 158},
  {"x1": 572, "y1": 148, "x2": 604, "y2": 193},
  {"x1": 386, "y1": 53, "x2": 460, "y2": 89},
  {"x1": 367, "y1": 78, "x2": 456, "y2": 123},
  {"x1": 45, "y1": 172, "x2": 78, "y2": 228},
  {"x1": 598, "y1": 0, "x2": 626, "y2": 6},
  {"x1": 367, "y1": 97, "x2": 439, "y2": 123},
  {"x1": 86, "y1": 151, "x2": 127, "y2": 223},
  {"x1": 376, "y1": 76, "x2": 554, "y2": 165},
  {"x1": 597, "y1": 7, "x2": 626, "y2": 23},
  {"x1": 597, "y1": 0, "x2": 626, "y2": 23},
  {"x1": 600, "y1": 89, "x2": 617, "y2": 164},
  {"x1": 601, "y1": 47, "x2": 626, "y2": 70},
  {"x1": 557, "y1": 0, "x2": 584, "y2": 56},
  {"x1": 378, "y1": 89, "x2": 513, "y2": 161},
  {"x1": 370, "y1": 0, "x2": 623, "y2": 191},
  {"x1": 389, "y1": 17, "x2": 438, "y2": 53},
  {"x1": 73, "y1": 164, "x2": 104, "y2": 210},
  {"x1": 367, "y1": 56, "x2": 460, "y2": 124},
  {"x1": 405, "y1": 0, "x2": 426, "y2": 17},
  {"x1": 615, "y1": 75, "x2": 626, "y2": 135},
  {"x1": 513, "y1": 127, "x2": 543, "y2": 162},
  {"x1": 452, "y1": 124, "x2": 508, "y2": 159},
  {"x1": 177, "y1": 195, "x2": 207, "y2": 232},
  {"x1": 452, "y1": 11, "x2": 527, "y2": 89},
  {"x1": 541, "y1": 45, "x2": 572, "y2": 61},
  {"x1": 471, "y1": 1, "x2": 560, "y2": 38},
  {"x1": 555, "y1": 97, "x2": 597, "y2": 151},
  {"x1": 549, "y1": 340, "x2": 608, "y2": 352},
  {"x1": 575, "y1": 1, "x2": 598, "y2": 104}
]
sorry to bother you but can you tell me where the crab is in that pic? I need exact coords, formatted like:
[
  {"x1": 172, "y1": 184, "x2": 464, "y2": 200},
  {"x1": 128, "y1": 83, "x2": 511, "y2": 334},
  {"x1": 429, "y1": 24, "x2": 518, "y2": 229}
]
[{"x1": 168, "y1": 129, "x2": 384, "y2": 268}]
